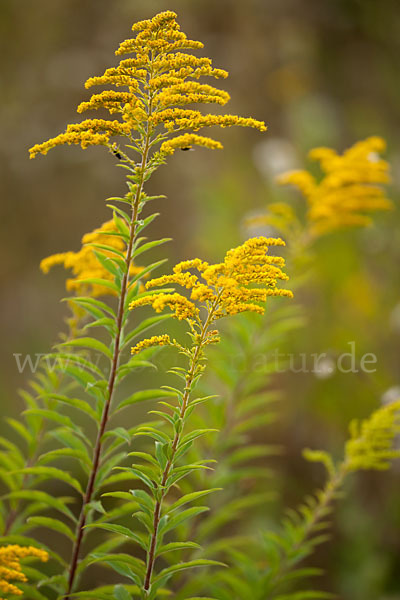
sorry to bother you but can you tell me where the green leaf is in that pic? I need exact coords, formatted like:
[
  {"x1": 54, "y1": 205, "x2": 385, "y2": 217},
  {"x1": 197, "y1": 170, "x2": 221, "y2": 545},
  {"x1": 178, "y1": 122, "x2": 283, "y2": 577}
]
[
  {"x1": 157, "y1": 541, "x2": 201, "y2": 556},
  {"x1": 116, "y1": 389, "x2": 176, "y2": 412},
  {"x1": 59, "y1": 364, "x2": 102, "y2": 396},
  {"x1": 16, "y1": 467, "x2": 83, "y2": 494},
  {"x1": 23, "y1": 408, "x2": 83, "y2": 435},
  {"x1": 126, "y1": 259, "x2": 167, "y2": 296},
  {"x1": 68, "y1": 296, "x2": 116, "y2": 318},
  {"x1": 2, "y1": 490, "x2": 76, "y2": 521},
  {"x1": 0, "y1": 437, "x2": 25, "y2": 465},
  {"x1": 67, "y1": 586, "x2": 140, "y2": 600},
  {"x1": 104, "y1": 427, "x2": 131, "y2": 445},
  {"x1": 59, "y1": 337, "x2": 113, "y2": 359},
  {"x1": 84, "y1": 317, "x2": 117, "y2": 336},
  {"x1": 113, "y1": 212, "x2": 130, "y2": 239},
  {"x1": 44, "y1": 394, "x2": 99, "y2": 423},
  {"x1": 96, "y1": 452, "x2": 128, "y2": 487},
  {"x1": 37, "y1": 448, "x2": 91, "y2": 470},
  {"x1": 89, "y1": 241, "x2": 126, "y2": 260},
  {"x1": 135, "y1": 212, "x2": 160, "y2": 235},
  {"x1": 37, "y1": 573, "x2": 67, "y2": 591},
  {"x1": 93, "y1": 249, "x2": 122, "y2": 277},
  {"x1": 113, "y1": 585, "x2": 132, "y2": 600},
  {"x1": 49, "y1": 427, "x2": 92, "y2": 452},
  {"x1": 179, "y1": 429, "x2": 219, "y2": 446},
  {"x1": 74, "y1": 277, "x2": 119, "y2": 294},
  {"x1": 6, "y1": 418, "x2": 33, "y2": 445},
  {"x1": 116, "y1": 357, "x2": 158, "y2": 383},
  {"x1": 27, "y1": 516, "x2": 76, "y2": 540},
  {"x1": 133, "y1": 237, "x2": 171, "y2": 259},
  {"x1": 153, "y1": 559, "x2": 226, "y2": 583},
  {"x1": 85, "y1": 523, "x2": 147, "y2": 550},
  {"x1": 127, "y1": 451, "x2": 159, "y2": 467},
  {"x1": 86, "y1": 500, "x2": 107, "y2": 515},
  {"x1": 167, "y1": 489, "x2": 221, "y2": 513},
  {"x1": 130, "y1": 489, "x2": 155, "y2": 512},
  {"x1": 88, "y1": 552, "x2": 145, "y2": 579},
  {"x1": 17, "y1": 584, "x2": 49, "y2": 600},
  {"x1": 45, "y1": 352, "x2": 104, "y2": 377},
  {"x1": 102, "y1": 491, "x2": 133, "y2": 501},
  {"x1": 159, "y1": 507, "x2": 209, "y2": 535},
  {"x1": 114, "y1": 466, "x2": 155, "y2": 490},
  {"x1": 121, "y1": 314, "x2": 172, "y2": 349}
]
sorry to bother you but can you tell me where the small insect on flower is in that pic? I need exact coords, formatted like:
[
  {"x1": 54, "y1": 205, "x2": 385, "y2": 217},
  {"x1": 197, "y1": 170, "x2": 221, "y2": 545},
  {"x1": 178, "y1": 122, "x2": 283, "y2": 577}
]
[
  {"x1": 181, "y1": 146, "x2": 194, "y2": 151},
  {"x1": 111, "y1": 144, "x2": 122, "y2": 159}
]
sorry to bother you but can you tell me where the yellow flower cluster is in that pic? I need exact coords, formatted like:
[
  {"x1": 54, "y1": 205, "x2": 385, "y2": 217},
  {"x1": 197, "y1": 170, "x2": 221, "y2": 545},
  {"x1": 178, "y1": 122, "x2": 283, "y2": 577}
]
[
  {"x1": 345, "y1": 400, "x2": 400, "y2": 471},
  {"x1": 29, "y1": 120, "x2": 131, "y2": 158},
  {"x1": 129, "y1": 237, "x2": 293, "y2": 323},
  {"x1": 40, "y1": 220, "x2": 143, "y2": 297},
  {"x1": 130, "y1": 292, "x2": 199, "y2": 321},
  {"x1": 153, "y1": 110, "x2": 266, "y2": 134},
  {"x1": 160, "y1": 133, "x2": 223, "y2": 155},
  {"x1": 29, "y1": 11, "x2": 266, "y2": 159},
  {"x1": 131, "y1": 334, "x2": 171, "y2": 355},
  {"x1": 278, "y1": 137, "x2": 393, "y2": 236},
  {"x1": 0, "y1": 545, "x2": 48, "y2": 598}
]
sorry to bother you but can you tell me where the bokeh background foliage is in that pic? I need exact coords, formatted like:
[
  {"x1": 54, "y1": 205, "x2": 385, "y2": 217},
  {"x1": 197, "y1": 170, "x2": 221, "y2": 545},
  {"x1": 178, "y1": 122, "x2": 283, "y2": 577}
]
[{"x1": 1, "y1": 1, "x2": 400, "y2": 598}]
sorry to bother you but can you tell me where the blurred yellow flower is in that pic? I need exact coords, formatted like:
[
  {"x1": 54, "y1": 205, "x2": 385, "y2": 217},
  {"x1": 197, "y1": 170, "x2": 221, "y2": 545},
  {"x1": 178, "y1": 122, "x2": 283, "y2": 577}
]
[
  {"x1": 278, "y1": 136, "x2": 393, "y2": 236},
  {"x1": 29, "y1": 11, "x2": 266, "y2": 160},
  {"x1": 345, "y1": 400, "x2": 400, "y2": 471},
  {"x1": 0, "y1": 545, "x2": 48, "y2": 598},
  {"x1": 40, "y1": 220, "x2": 143, "y2": 297}
]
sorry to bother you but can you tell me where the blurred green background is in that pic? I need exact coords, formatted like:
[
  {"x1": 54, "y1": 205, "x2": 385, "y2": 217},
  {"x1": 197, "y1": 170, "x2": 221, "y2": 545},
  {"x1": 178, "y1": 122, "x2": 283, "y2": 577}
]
[{"x1": 1, "y1": 0, "x2": 400, "y2": 598}]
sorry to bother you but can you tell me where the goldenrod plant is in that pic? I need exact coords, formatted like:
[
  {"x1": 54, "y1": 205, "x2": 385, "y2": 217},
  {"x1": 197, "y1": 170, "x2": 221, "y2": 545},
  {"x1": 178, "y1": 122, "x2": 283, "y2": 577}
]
[
  {"x1": 125, "y1": 238, "x2": 292, "y2": 595},
  {"x1": 206, "y1": 401, "x2": 400, "y2": 600},
  {"x1": 1, "y1": 10, "x2": 272, "y2": 600},
  {"x1": 0, "y1": 9, "x2": 398, "y2": 600}
]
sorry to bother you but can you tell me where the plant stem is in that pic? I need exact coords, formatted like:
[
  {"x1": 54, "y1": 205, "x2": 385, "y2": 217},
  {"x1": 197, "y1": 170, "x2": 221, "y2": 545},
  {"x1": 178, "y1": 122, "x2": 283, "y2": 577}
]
[
  {"x1": 65, "y1": 134, "x2": 152, "y2": 598},
  {"x1": 143, "y1": 307, "x2": 216, "y2": 593}
]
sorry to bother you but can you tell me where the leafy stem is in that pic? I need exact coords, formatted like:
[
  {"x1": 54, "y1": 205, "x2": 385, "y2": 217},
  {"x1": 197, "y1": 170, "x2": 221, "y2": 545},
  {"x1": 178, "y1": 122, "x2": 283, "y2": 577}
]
[
  {"x1": 143, "y1": 300, "x2": 219, "y2": 594},
  {"x1": 65, "y1": 122, "x2": 155, "y2": 599},
  {"x1": 265, "y1": 464, "x2": 348, "y2": 599}
]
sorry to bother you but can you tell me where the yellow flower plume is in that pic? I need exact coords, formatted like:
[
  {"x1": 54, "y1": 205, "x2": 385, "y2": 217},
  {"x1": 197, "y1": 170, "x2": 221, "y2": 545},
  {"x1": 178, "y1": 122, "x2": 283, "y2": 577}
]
[
  {"x1": 345, "y1": 400, "x2": 400, "y2": 472},
  {"x1": 278, "y1": 136, "x2": 393, "y2": 236},
  {"x1": 129, "y1": 237, "x2": 293, "y2": 329},
  {"x1": 29, "y1": 11, "x2": 266, "y2": 159},
  {"x1": 40, "y1": 220, "x2": 143, "y2": 297},
  {"x1": 0, "y1": 545, "x2": 48, "y2": 598},
  {"x1": 131, "y1": 334, "x2": 172, "y2": 355}
]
